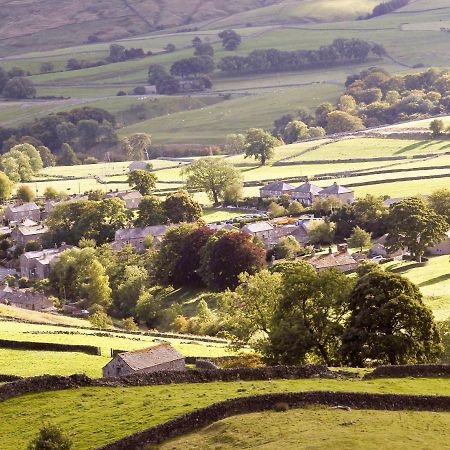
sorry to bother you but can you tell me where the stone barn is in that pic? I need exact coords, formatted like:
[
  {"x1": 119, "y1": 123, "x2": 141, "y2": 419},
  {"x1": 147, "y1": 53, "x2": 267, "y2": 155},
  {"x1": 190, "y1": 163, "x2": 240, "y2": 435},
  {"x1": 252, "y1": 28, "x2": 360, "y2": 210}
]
[{"x1": 102, "y1": 343, "x2": 186, "y2": 378}]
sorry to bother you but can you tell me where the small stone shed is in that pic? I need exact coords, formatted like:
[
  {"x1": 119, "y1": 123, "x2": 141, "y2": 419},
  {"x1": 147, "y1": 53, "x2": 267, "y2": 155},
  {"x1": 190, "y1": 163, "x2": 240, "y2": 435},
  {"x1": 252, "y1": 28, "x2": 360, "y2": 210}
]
[{"x1": 102, "y1": 343, "x2": 186, "y2": 378}]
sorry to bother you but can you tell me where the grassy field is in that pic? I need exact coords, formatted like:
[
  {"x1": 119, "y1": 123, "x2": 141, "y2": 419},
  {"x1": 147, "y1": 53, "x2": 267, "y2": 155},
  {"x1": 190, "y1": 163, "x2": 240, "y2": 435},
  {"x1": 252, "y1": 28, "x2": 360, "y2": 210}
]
[
  {"x1": 159, "y1": 407, "x2": 450, "y2": 450},
  {"x1": 0, "y1": 349, "x2": 110, "y2": 378},
  {"x1": 118, "y1": 84, "x2": 342, "y2": 144},
  {"x1": 0, "y1": 304, "x2": 90, "y2": 326},
  {"x1": 2, "y1": 377, "x2": 449, "y2": 450},
  {"x1": 385, "y1": 256, "x2": 450, "y2": 321}
]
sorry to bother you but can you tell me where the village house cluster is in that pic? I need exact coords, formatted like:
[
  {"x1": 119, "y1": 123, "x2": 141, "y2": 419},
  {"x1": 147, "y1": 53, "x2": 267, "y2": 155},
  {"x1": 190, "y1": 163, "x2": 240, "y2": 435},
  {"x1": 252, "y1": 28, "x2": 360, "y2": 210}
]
[{"x1": 260, "y1": 181, "x2": 355, "y2": 205}]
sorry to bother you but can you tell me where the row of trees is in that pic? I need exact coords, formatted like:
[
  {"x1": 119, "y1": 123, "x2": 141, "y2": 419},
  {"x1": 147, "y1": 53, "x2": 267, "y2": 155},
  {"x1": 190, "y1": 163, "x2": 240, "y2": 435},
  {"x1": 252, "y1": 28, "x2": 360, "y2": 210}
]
[
  {"x1": 217, "y1": 39, "x2": 384, "y2": 76},
  {"x1": 0, "y1": 106, "x2": 117, "y2": 159},
  {"x1": 221, "y1": 262, "x2": 442, "y2": 366},
  {"x1": 271, "y1": 67, "x2": 450, "y2": 140}
]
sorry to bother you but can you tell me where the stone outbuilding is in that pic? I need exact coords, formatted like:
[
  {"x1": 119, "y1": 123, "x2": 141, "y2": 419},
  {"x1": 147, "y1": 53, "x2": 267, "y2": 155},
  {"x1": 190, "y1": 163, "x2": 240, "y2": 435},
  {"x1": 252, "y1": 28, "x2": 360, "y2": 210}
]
[
  {"x1": 102, "y1": 343, "x2": 186, "y2": 378},
  {"x1": 128, "y1": 161, "x2": 151, "y2": 172}
]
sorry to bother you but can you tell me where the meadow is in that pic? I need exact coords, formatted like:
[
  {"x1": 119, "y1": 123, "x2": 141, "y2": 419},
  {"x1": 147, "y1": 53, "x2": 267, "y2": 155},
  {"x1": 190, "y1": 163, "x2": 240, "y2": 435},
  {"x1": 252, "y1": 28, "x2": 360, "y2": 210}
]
[
  {"x1": 385, "y1": 256, "x2": 450, "y2": 321},
  {"x1": 158, "y1": 407, "x2": 450, "y2": 450},
  {"x1": 2, "y1": 377, "x2": 450, "y2": 450}
]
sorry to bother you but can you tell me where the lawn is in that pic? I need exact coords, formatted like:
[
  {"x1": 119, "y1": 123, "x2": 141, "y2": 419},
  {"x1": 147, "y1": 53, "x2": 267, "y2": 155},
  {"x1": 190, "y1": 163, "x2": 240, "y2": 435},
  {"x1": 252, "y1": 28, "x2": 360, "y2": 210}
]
[
  {"x1": 202, "y1": 209, "x2": 245, "y2": 223},
  {"x1": 0, "y1": 304, "x2": 90, "y2": 327},
  {"x1": 158, "y1": 407, "x2": 450, "y2": 450},
  {"x1": 385, "y1": 256, "x2": 450, "y2": 321},
  {"x1": 2, "y1": 377, "x2": 450, "y2": 450},
  {"x1": 0, "y1": 318, "x2": 233, "y2": 378},
  {"x1": 0, "y1": 349, "x2": 109, "y2": 378}
]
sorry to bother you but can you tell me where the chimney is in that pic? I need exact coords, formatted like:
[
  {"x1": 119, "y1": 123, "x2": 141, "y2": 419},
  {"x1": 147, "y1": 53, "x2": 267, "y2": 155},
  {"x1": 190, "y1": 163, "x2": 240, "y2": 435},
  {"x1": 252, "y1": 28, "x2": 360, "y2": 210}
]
[{"x1": 328, "y1": 247, "x2": 333, "y2": 254}]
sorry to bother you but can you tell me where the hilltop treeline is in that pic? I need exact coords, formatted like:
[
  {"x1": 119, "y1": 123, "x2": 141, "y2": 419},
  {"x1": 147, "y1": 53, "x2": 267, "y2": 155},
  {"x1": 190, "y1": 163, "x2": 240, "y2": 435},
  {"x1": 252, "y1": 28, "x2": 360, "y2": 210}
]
[
  {"x1": 217, "y1": 39, "x2": 385, "y2": 76},
  {"x1": 364, "y1": 0, "x2": 409, "y2": 19},
  {"x1": 273, "y1": 67, "x2": 450, "y2": 142}
]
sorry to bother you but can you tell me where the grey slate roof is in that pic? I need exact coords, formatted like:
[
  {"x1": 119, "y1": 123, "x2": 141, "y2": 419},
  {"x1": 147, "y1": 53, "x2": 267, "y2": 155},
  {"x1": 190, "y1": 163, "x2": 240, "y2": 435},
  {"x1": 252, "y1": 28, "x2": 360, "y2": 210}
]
[
  {"x1": 6, "y1": 202, "x2": 39, "y2": 213},
  {"x1": 243, "y1": 221, "x2": 274, "y2": 233},
  {"x1": 260, "y1": 182, "x2": 295, "y2": 192},
  {"x1": 118, "y1": 344, "x2": 184, "y2": 371},
  {"x1": 293, "y1": 182, "x2": 322, "y2": 194},
  {"x1": 319, "y1": 182, "x2": 353, "y2": 195},
  {"x1": 115, "y1": 225, "x2": 168, "y2": 241}
]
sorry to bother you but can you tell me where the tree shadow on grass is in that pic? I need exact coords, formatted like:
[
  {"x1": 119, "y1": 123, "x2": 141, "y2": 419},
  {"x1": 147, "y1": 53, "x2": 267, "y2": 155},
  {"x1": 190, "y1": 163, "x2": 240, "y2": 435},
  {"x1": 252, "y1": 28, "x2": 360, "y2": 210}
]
[
  {"x1": 394, "y1": 141, "x2": 428, "y2": 155},
  {"x1": 418, "y1": 273, "x2": 450, "y2": 288}
]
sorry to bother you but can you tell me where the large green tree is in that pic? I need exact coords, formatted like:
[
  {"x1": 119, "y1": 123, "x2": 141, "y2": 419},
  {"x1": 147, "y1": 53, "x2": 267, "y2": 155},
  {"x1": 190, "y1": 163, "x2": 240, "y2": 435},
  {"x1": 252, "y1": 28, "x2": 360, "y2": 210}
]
[
  {"x1": 220, "y1": 270, "x2": 283, "y2": 349},
  {"x1": 267, "y1": 262, "x2": 354, "y2": 365},
  {"x1": 244, "y1": 128, "x2": 280, "y2": 165},
  {"x1": 2, "y1": 77, "x2": 35, "y2": 99},
  {"x1": 182, "y1": 158, "x2": 243, "y2": 205},
  {"x1": 341, "y1": 270, "x2": 442, "y2": 366},
  {"x1": 135, "y1": 195, "x2": 167, "y2": 226},
  {"x1": 199, "y1": 231, "x2": 266, "y2": 291},
  {"x1": 121, "y1": 133, "x2": 152, "y2": 160},
  {"x1": 0, "y1": 172, "x2": 13, "y2": 202},
  {"x1": 46, "y1": 198, "x2": 131, "y2": 246},
  {"x1": 386, "y1": 197, "x2": 448, "y2": 261},
  {"x1": 164, "y1": 190, "x2": 202, "y2": 223},
  {"x1": 128, "y1": 169, "x2": 157, "y2": 195},
  {"x1": 428, "y1": 188, "x2": 450, "y2": 224},
  {"x1": 347, "y1": 226, "x2": 372, "y2": 252}
]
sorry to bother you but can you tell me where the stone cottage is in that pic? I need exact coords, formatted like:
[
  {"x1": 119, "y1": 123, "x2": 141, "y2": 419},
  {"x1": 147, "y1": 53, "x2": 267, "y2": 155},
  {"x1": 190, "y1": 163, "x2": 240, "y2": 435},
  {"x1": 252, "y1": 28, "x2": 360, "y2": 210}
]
[
  {"x1": 4, "y1": 203, "x2": 41, "y2": 223},
  {"x1": 104, "y1": 190, "x2": 143, "y2": 210},
  {"x1": 0, "y1": 285, "x2": 55, "y2": 311},
  {"x1": 259, "y1": 181, "x2": 295, "y2": 199},
  {"x1": 113, "y1": 225, "x2": 169, "y2": 252},
  {"x1": 102, "y1": 343, "x2": 186, "y2": 378},
  {"x1": 20, "y1": 245, "x2": 72, "y2": 279}
]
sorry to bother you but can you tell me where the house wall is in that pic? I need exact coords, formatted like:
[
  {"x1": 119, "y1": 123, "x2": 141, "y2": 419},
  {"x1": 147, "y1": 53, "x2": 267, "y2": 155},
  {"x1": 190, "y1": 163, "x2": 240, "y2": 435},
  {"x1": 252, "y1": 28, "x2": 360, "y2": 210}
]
[
  {"x1": 5, "y1": 209, "x2": 40, "y2": 223},
  {"x1": 320, "y1": 192, "x2": 355, "y2": 204},
  {"x1": 428, "y1": 239, "x2": 450, "y2": 256}
]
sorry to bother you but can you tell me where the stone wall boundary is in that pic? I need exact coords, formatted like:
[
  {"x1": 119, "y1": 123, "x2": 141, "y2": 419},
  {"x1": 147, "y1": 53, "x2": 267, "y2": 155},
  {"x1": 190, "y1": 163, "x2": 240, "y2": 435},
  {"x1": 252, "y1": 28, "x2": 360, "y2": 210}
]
[{"x1": 96, "y1": 391, "x2": 450, "y2": 450}]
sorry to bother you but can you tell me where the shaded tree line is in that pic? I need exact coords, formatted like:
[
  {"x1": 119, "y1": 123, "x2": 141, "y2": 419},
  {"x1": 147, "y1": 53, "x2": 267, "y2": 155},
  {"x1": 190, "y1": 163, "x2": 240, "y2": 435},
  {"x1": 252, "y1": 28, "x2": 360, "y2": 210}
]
[
  {"x1": 0, "y1": 106, "x2": 117, "y2": 163},
  {"x1": 217, "y1": 39, "x2": 385, "y2": 76}
]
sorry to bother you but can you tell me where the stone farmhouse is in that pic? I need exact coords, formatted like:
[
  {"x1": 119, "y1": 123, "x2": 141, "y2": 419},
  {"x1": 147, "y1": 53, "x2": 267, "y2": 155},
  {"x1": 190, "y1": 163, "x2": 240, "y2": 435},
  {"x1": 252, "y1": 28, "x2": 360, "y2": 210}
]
[
  {"x1": 0, "y1": 285, "x2": 55, "y2": 312},
  {"x1": 259, "y1": 181, "x2": 296, "y2": 198},
  {"x1": 102, "y1": 343, "x2": 186, "y2": 378},
  {"x1": 260, "y1": 181, "x2": 355, "y2": 205},
  {"x1": 303, "y1": 244, "x2": 359, "y2": 273},
  {"x1": 104, "y1": 190, "x2": 143, "y2": 210},
  {"x1": 113, "y1": 225, "x2": 169, "y2": 253},
  {"x1": 4, "y1": 203, "x2": 41, "y2": 223},
  {"x1": 319, "y1": 182, "x2": 354, "y2": 204},
  {"x1": 291, "y1": 181, "x2": 323, "y2": 206},
  {"x1": 20, "y1": 245, "x2": 72, "y2": 279},
  {"x1": 11, "y1": 222, "x2": 49, "y2": 246}
]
